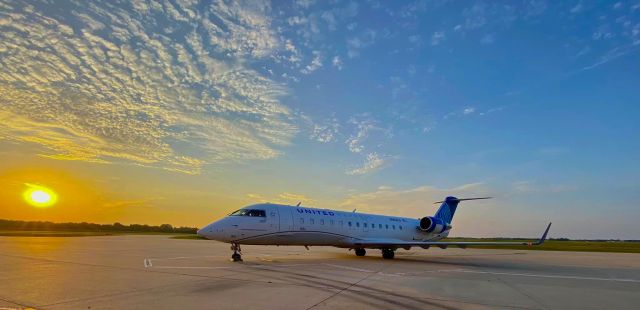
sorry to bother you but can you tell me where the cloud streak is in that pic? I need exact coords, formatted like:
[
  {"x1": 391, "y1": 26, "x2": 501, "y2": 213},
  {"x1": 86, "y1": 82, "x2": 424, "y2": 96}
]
[
  {"x1": 346, "y1": 152, "x2": 388, "y2": 175},
  {"x1": 0, "y1": 0, "x2": 296, "y2": 174}
]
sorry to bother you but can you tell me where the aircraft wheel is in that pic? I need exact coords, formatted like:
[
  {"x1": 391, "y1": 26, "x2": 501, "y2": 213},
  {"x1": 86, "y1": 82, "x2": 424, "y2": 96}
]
[
  {"x1": 231, "y1": 253, "x2": 243, "y2": 262},
  {"x1": 382, "y1": 249, "x2": 395, "y2": 259},
  {"x1": 355, "y1": 248, "x2": 366, "y2": 256}
]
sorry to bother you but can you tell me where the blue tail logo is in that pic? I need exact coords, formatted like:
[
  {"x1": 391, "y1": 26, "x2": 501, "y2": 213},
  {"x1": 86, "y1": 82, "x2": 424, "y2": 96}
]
[{"x1": 434, "y1": 196, "x2": 492, "y2": 224}]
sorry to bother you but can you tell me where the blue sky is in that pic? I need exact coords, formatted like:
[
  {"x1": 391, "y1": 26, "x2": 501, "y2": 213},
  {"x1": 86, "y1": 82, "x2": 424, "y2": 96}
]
[{"x1": 0, "y1": 0, "x2": 639, "y2": 238}]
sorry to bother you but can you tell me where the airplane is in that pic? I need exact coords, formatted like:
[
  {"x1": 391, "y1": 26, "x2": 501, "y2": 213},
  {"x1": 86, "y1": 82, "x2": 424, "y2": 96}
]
[{"x1": 197, "y1": 196, "x2": 552, "y2": 261}]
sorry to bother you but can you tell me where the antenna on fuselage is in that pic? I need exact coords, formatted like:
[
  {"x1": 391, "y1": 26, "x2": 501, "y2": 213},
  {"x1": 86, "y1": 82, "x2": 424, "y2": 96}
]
[
  {"x1": 296, "y1": 202, "x2": 301, "y2": 207},
  {"x1": 352, "y1": 209, "x2": 357, "y2": 213}
]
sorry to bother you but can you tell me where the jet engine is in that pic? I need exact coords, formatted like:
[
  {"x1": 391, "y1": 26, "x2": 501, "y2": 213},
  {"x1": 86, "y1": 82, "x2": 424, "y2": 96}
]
[{"x1": 419, "y1": 216, "x2": 451, "y2": 233}]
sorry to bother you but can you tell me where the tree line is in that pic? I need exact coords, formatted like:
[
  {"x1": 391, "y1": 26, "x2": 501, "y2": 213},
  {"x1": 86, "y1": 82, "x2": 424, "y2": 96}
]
[{"x1": 0, "y1": 219, "x2": 198, "y2": 234}]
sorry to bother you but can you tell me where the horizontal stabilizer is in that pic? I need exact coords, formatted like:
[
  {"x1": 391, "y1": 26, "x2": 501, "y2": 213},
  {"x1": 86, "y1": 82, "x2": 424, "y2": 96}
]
[{"x1": 433, "y1": 197, "x2": 492, "y2": 204}]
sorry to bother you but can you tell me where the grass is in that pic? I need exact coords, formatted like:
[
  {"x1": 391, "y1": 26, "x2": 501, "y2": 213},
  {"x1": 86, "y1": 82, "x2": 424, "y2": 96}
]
[
  {"x1": 170, "y1": 234, "x2": 208, "y2": 240},
  {"x1": 3, "y1": 231, "x2": 638, "y2": 253},
  {"x1": 441, "y1": 238, "x2": 640, "y2": 253},
  {"x1": 172, "y1": 235, "x2": 640, "y2": 253}
]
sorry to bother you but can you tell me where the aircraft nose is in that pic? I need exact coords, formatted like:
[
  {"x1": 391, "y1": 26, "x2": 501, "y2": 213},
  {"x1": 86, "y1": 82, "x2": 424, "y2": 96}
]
[
  {"x1": 197, "y1": 221, "x2": 224, "y2": 240},
  {"x1": 197, "y1": 223, "x2": 213, "y2": 238}
]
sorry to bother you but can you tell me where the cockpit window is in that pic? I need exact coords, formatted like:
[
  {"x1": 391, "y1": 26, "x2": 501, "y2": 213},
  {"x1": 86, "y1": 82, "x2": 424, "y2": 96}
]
[
  {"x1": 229, "y1": 209, "x2": 266, "y2": 217},
  {"x1": 246, "y1": 209, "x2": 266, "y2": 217}
]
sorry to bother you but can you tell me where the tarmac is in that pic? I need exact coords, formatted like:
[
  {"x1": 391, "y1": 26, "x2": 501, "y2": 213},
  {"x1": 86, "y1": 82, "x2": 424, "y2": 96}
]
[{"x1": 1, "y1": 235, "x2": 639, "y2": 310}]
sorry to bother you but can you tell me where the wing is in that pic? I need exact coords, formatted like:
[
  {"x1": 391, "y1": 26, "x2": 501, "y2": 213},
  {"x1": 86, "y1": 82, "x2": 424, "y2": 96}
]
[{"x1": 353, "y1": 222, "x2": 552, "y2": 249}]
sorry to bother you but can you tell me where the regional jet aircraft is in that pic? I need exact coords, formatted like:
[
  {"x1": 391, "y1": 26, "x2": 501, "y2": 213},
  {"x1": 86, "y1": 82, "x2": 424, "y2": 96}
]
[{"x1": 198, "y1": 197, "x2": 551, "y2": 261}]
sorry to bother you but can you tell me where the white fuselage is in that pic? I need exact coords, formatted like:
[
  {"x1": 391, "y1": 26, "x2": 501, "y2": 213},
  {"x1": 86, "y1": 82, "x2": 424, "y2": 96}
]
[{"x1": 198, "y1": 203, "x2": 448, "y2": 248}]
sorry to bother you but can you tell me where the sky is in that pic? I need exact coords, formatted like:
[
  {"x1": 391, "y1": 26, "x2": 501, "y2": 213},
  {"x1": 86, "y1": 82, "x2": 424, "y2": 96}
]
[{"x1": 0, "y1": 0, "x2": 638, "y2": 239}]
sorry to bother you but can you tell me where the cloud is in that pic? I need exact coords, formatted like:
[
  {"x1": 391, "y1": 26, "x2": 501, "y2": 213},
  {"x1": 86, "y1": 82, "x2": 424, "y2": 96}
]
[
  {"x1": 340, "y1": 183, "x2": 489, "y2": 216},
  {"x1": 246, "y1": 193, "x2": 266, "y2": 201},
  {"x1": 310, "y1": 117, "x2": 340, "y2": 143},
  {"x1": 512, "y1": 181, "x2": 578, "y2": 193},
  {"x1": 570, "y1": 3, "x2": 583, "y2": 14},
  {"x1": 346, "y1": 152, "x2": 387, "y2": 175},
  {"x1": 332, "y1": 55, "x2": 343, "y2": 70},
  {"x1": 431, "y1": 31, "x2": 445, "y2": 46},
  {"x1": 444, "y1": 107, "x2": 476, "y2": 119},
  {"x1": 345, "y1": 117, "x2": 375, "y2": 153},
  {"x1": 103, "y1": 197, "x2": 163, "y2": 208},
  {"x1": 480, "y1": 33, "x2": 495, "y2": 44},
  {"x1": 346, "y1": 29, "x2": 376, "y2": 58},
  {"x1": 278, "y1": 192, "x2": 314, "y2": 204},
  {"x1": 301, "y1": 51, "x2": 323, "y2": 74},
  {"x1": 580, "y1": 45, "x2": 640, "y2": 71},
  {"x1": 295, "y1": 0, "x2": 315, "y2": 9},
  {"x1": 0, "y1": 0, "x2": 296, "y2": 174},
  {"x1": 246, "y1": 192, "x2": 315, "y2": 204},
  {"x1": 344, "y1": 114, "x2": 393, "y2": 154},
  {"x1": 408, "y1": 35, "x2": 423, "y2": 47}
]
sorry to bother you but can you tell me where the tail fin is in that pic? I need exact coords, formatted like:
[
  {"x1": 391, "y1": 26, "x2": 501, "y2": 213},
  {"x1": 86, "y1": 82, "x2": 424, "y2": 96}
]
[{"x1": 434, "y1": 196, "x2": 492, "y2": 223}]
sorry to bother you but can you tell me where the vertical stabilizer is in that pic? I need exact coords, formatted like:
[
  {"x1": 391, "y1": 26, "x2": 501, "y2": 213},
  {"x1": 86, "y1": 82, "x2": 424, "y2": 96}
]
[{"x1": 433, "y1": 196, "x2": 492, "y2": 224}]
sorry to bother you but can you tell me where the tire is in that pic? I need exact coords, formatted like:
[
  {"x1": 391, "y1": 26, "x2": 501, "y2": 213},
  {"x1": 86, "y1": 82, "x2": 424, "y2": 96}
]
[
  {"x1": 382, "y1": 249, "x2": 395, "y2": 259},
  {"x1": 355, "y1": 248, "x2": 366, "y2": 256}
]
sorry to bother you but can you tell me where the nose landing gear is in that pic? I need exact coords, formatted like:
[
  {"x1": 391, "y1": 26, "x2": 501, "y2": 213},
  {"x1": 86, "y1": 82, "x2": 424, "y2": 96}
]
[{"x1": 230, "y1": 243, "x2": 243, "y2": 262}]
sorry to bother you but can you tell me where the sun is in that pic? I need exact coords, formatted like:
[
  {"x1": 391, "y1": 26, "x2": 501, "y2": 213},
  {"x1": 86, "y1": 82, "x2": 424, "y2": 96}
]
[{"x1": 23, "y1": 184, "x2": 58, "y2": 208}]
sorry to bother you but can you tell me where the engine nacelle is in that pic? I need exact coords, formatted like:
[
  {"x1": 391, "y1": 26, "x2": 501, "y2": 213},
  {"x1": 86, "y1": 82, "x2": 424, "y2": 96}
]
[{"x1": 419, "y1": 216, "x2": 451, "y2": 233}]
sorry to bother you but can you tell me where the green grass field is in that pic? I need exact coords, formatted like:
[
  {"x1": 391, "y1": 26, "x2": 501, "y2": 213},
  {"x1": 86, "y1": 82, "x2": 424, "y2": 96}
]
[
  {"x1": 170, "y1": 235, "x2": 640, "y2": 253},
  {"x1": 440, "y1": 238, "x2": 640, "y2": 253},
  {"x1": 2, "y1": 231, "x2": 638, "y2": 253},
  {"x1": 170, "y1": 234, "x2": 208, "y2": 240}
]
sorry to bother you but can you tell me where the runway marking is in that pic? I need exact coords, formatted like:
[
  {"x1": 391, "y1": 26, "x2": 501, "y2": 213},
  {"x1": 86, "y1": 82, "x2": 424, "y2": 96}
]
[
  {"x1": 252, "y1": 263, "x2": 312, "y2": 268},
  {"x1": 141, "y1": 257, "x2": 640, "y2": 284},
  {"x1": 151, "y1": 266, "x2": 232, "y2": 269},
  {"x1": 143, "y1": 258, "x2": 153, "y2": 268},
  {"x1": 323, "y1": 263, "x2": 374, "y2": 273},
  {"x1": 446, "y1": 270, "x2": 640, "y2": 283},
  {"x1": 147, "y1": 255, "x2": 227, "y2": 260},
  {"x1": 146, "y1": 263, "x2": 313, "y2": 270}
]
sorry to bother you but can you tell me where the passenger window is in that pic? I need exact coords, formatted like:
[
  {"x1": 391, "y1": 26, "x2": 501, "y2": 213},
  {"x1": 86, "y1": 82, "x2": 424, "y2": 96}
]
[
  {"x1": 310, "y1": 218, "x2": 314, "y2": 225},
  {"x1": 399, "y1": 225, "x2": 403, "y2": 230},
  {"x1": 348, "y1": 221, "x2": 352, "y2": 227},
  {"x1": 364, "y1": 223, "x2": 367, "y2": 228},
  {"x1": 320, "y1": 219, "x2": 325, "y2": 225},
  {"x1": 379, "y1": 224, "x2": 382, "y2": 229},
  {"x1": 385, "y1": 224, "x2": 389, "y2": 229},
  {"x1": 356, "y1": 222, "x2": 360, "y2": 227},
  {"x1": 392, "y1": 225, "x2": 395, "y2": 230},
  {"x1": 300, "y1": 218, "x2": 304, "y2": 224},
  {"x1": 330, "y1": 220, "x2": 334, "y2": 225},
  {"x1": 371, "y1": 223, "x2": 374, "y2": 228}
]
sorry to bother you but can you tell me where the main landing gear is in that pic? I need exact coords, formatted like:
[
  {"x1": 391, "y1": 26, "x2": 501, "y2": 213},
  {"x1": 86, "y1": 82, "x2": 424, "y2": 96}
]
[
  {"x1": 230, "y1": 243, "x2": 243, "y2": 262},
  {"x1": 355, "y1": 248, "x2": 366, "y2": 256},
  {"x1": 381, "y1": 248, "x2": 395, "y2": 259}
]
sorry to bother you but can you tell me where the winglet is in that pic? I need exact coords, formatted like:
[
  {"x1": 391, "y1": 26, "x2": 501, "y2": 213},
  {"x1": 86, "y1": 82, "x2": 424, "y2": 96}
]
[
  {"x1": 296, "y1": 202, "x2": 301, "y2": 207},
  {"x1": 534, "y1": 222, "x2": 552, "y2": 245}
]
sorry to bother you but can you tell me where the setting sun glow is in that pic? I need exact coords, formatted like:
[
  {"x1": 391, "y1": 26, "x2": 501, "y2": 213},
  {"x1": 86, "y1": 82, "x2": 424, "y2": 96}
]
[{"x1": 23, "y1": 184, "x2": 57, "y2": 208}]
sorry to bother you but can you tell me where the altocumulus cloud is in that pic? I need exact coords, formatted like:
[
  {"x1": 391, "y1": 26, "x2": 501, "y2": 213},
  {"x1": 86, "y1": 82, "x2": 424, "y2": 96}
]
[{"x1": 0, "y1": 0, "x2": 296, "y2": 174}]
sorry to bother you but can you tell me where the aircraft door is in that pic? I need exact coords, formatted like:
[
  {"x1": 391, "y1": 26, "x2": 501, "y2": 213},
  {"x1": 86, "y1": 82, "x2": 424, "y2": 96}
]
[{"x1": 276, "y1": 206, "x2": 294, "y2": 232}]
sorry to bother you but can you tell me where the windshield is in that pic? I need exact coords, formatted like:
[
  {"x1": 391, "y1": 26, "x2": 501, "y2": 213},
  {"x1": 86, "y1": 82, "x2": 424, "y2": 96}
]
[{"x1": 229, "y1": 209, "x2": 266, "y2": 217}]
